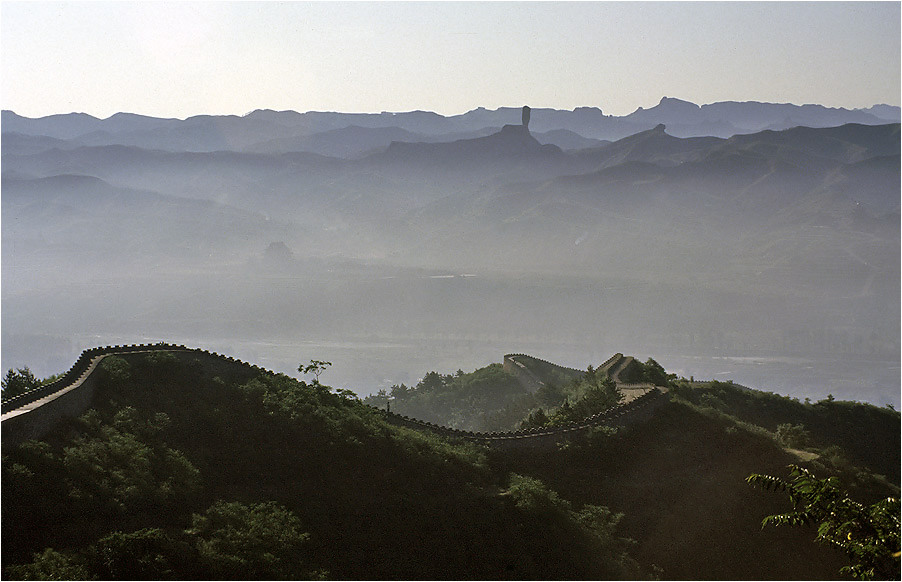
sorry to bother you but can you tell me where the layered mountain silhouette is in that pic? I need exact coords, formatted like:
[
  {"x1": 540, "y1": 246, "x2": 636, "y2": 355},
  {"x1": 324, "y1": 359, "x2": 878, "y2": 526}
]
[
  {"x1": 625, "y1": 97, "x2": 890, "y2": 134},
  {"x1": 2, "y1": 173, "x2": 283, "y2": 270},
  {"x1": 2, "y1": 105, "x2": 899, "y2": 402},
  {"x1": 4, "y1": 98, "x2": 897, "y2": 155},
  {"x1": 372, "y1": 124, "x2": 562, "y2": 165},
  {"x1": 4, "y1": 118, "x2": 897, "y2": 247}
]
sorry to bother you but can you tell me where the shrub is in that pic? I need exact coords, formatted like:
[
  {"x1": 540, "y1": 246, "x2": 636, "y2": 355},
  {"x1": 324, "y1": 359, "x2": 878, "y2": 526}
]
[{"x1": 189, "y1": 500, "x2": 323, "y2": 580}]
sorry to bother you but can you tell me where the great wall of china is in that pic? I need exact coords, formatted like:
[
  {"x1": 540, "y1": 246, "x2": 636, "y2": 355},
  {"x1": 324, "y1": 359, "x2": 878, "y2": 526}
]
[{"x1": 1, "y1": 344, "x2": 670, "y2": 449}]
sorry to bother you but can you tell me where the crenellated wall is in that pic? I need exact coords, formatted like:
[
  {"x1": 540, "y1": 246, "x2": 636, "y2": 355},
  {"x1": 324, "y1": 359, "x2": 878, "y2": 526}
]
[
  {"x1": 1, "y1": 356, "x2": 104, "y2": 447},
  {"x1": 2, "y1": 345, "x2": 670, "y2": 450},
  {"x1": 1, "y1": 344, "x2": 269, "y2": 448},
  {"x1": 502, "y1": 353, "x2": 585, "y2": 393},
  {"x1": 599, "y1": 353, "x2": 624, "y2": 376},
  {"x1": 382, "y1": 385, "x2": 669, "y2": 449},
  {"x1": 502, "y1": 354, "x2": 547, "y2": 392}
]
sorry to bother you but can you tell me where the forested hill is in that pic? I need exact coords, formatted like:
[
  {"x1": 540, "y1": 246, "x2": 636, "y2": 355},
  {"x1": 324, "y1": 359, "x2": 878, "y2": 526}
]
[{"x1": 2, "y1": 346, "x2": 899, "y2": 580}]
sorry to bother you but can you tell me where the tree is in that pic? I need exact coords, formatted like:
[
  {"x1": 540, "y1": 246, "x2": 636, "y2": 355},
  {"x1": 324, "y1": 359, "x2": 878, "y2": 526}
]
[
  {"x1": 520, "y1": 408, "x2": 550, "y2": 429},
  {"x1": 366, "y1": 388, "x2": 390, "y2": 409},
  {"x1": 299, "y1": 360, "x2": 331, "y2": 385},
  {"x1": 89, "y1": 528, "x2": 200, "y2": 580},
  {"x1": 389, "y1": 383, "x2": 410, "y2": 402},
  {"x1": 747, "y1": 465, "x2": 900, "y2": 580},
  {"x1": 334, "y1": 388, "x2": 359, "y2": 401},
  {"x1": 2, "y1": 367, "x2": 40, "y2": 399},
  {"x1": 571, "y1": 376, "x2": 620, "y2": 419},
  {"x1": 642, "y1": 358, "x2": 669, "y2": 385},
  {"x1": 774, "y1": 423, "x2": 812, "y2": 449},
  {"x1": 188, "y1": 500, "x2": 323, "y2": 580},
  {"x1": 4, "y1": 548, "x2": 91, "y2": 581},
  {"x1": 417, "y1": 371, "x2": 445, "y2": 393},
  {"x1": 503, "y1": 474, "x2": 642, "y2": 578},
  {"x1": 548, "y1": 400, "x2": 574, "y2": 426}
]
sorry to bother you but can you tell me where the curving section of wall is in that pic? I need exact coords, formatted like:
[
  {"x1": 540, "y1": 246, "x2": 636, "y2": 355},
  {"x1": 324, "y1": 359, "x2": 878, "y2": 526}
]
[
  {"x1": 598, "y1": 353, "x2": 623, "y2": 375},
  {"x1": 502, "y1": 354, "x2": 547, "y2": 392},
  {"x1": 382, "y1": 385, "x2": 669, "y2": 449},
  {"x1": 609, "y1": 355, "x2": 636, "y2": 383},
  {"x1": 502, "y1": 353, "x2": 585, "y2": 392},
  {"x1": 1, "y1": 344, "x2": 268, "y2": 448},
  {"x1": 2, "y1": 345, "x2": 670, "y2": 450}
]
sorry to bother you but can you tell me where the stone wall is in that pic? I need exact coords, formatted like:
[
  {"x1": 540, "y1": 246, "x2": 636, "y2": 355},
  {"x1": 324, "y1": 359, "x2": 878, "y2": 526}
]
[
  {"x1": 502, "y1": 353, "x2": 585, "y2": 392},
  {"x1": 2, "y1": 344, "x2": 671, "y2": 451},
  {"x1": 1, "y1": 344, "x2": 267, "y2": 448},
  {"x1": 382, "y1": 386, "x2": 670, "y2": 449}
]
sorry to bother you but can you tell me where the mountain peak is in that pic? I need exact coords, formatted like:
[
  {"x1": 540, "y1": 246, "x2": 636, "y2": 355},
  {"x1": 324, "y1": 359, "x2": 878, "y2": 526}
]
[
  {"x1": 625, "y1": 97, "x2": 703, "y2": 125},
  {"x1": 376, "y1": 122, "x2": 557, "y2": 165},
  {"x1": 657, "y1": 96, "x2": 700, "y2": 110}
]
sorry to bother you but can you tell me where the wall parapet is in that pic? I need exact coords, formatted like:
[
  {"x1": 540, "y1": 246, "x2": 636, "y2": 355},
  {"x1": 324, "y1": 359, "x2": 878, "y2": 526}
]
[
  {"x1": 502, "y1": 353, "x2": 586, "y2": 393},
  {"x1": 2, "y1": 345, "x2": 670, "y2": 450},
  {"x1": 381, "y1": 385, "x2": 669, "y2": 448}
]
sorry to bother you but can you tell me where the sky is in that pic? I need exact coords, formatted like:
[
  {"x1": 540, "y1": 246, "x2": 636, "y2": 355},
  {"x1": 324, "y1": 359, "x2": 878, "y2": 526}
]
[{"x1": 1, "y1": 1, "x2": 899, "y2": 119}]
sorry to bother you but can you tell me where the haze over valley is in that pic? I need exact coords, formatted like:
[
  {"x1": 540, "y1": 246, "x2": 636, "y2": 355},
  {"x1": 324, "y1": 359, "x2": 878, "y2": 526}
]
[
  {"x1": 5, "y1": 3, "x2": 902, "y2": 579},
  {"x1": 3, "y1": 100, "x2": 899, "y2": 407}
]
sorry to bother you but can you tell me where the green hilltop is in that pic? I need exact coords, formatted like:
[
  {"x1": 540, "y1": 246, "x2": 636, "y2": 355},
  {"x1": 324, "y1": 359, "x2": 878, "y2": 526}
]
[{"x1": 2, "y1": 348, "x2": 899, "y2": 580}]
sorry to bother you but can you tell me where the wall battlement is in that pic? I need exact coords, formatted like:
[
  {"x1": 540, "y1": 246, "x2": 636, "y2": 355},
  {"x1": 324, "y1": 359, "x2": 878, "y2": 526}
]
[
  {"x1": 502, "y1": 353, "x2": 585, "y2": 392},
  {"x1": 2, "y1": 344, "x2": 670, "y2": 449},
  {"x1": 383, "y1": 385, "x2": 669, "y2": 449}
]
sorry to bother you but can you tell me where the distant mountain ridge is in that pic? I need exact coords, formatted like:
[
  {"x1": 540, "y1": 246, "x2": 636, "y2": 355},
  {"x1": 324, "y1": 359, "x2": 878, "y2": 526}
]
[
  {"x1": 3, "y1": 98, "x2": 897, "y2": 156},
  {"x1": 373, "y1": 124, "x2": 562, "y2": 165},
  {"x1": 2, "y1": 110, "x2": 898, "y2": 403}
]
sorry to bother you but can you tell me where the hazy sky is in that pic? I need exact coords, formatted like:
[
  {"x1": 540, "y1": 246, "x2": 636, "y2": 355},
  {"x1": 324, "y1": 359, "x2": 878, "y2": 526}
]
[{"x1": 2, "y1": 1, "x2": 899, "y2": 119}]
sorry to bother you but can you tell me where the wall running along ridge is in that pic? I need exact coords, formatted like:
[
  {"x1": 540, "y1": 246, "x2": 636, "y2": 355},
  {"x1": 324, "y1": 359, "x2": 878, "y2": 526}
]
[
  {"x1": 502, "y1": 353, "x2": 585, "y2": 392},
  {"x1": 1, "y1": 344, "x2": 670, "y2": 449}
]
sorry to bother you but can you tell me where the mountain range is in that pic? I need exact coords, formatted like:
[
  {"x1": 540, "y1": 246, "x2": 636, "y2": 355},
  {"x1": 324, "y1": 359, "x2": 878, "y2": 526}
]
[
  {"x1": 1, "y1": 102, "x2": 899, "y2": 406},
  {"x1": 3, "y1": 97, "x2": 898, "y2": 155}
]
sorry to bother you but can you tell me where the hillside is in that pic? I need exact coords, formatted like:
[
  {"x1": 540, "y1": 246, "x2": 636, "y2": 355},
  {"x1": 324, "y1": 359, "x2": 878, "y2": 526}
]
[
  {"x1": 2, "y1": 347, "x2": 647, "y2": 580},
  {"x1": 1, "y1": 174, "x2": 287, "y2": 271},
  {"x1": 3, "y1": 346, "x2": 898, "y2": 580}
]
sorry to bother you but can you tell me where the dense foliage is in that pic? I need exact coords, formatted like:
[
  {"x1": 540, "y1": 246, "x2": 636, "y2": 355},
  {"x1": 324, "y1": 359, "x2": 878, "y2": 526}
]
[
  {"x1": 2, "y1": 367, "x2": 43, "y2": 400},
  {"x1": 364, "y1": 358, "x2": 640, "y2": 432},
  {"x1": 3, "y1": 351, "x2": 899, "y2": 580},
  {"x1": 670, "y1": 379, "x2": 901, "y2": 483},
  {"x1": 5, "y1": 501, "x2": 321, "y2": 581},
  {"x1": 614, "y1": 357, "x2": 670, "y2": 386},
  {"x1": 498, "y1": 393, "x2": 899, "y2": 580},
  {"x1": 748, "y1": 465, "x2": 900, "y2": 580},
  {"x1": 362, "y1": 363, "x2": 530, "y2": 431},
  {"x1": 519, "y1": 369, "x2": 621, "y2": 429},
  {"x1": 3, "y1": 352, "x2": 644, "y2": 580}
]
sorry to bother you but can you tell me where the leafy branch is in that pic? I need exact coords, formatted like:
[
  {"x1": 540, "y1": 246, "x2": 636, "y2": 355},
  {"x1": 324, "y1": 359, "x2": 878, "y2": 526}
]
[
  {"x1": 747, "y1": 464, "x2": 900, "y2": 580},
  {"x1": 299, "y1": 360, "x2": 331, "y2": 385}
]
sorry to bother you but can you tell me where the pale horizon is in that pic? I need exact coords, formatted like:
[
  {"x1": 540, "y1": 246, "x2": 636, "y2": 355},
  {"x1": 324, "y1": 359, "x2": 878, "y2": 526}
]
[
  {"x1": 2, "y1": 1, "x2": 899, "y2": 120},
  {"x1": 4, "y1": 96, "x2": 900, "y2": 123}
]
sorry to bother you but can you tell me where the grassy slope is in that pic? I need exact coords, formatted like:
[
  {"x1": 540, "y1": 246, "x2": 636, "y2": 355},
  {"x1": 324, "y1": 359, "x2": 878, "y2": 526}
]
[
  {"x1": 669, "y1": 380, "x2": 902, "y2": 484},
  {"x1": 496, "y1": 401, "x2": 857, "y2": 579}
]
